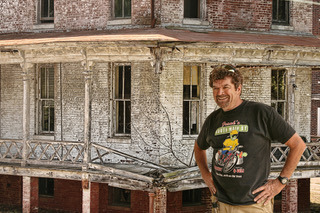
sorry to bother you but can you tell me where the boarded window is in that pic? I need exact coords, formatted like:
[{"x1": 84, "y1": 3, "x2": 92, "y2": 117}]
[
  {"x1": 40, "y1": 0, "x2": 54, "y2": 23},
  {"x1": 114, "y1": 65, "x2": 131, "y2": 135},
  {"x1": 39, "y1": 178, "x2": 54, "y2": 197},
  {"x1": 272, "y1": 0, "x2": 289, "y2": 25},
  {"x1": 182, "y1": 189, "x2": 202, "y2": 206},
  {"x1": 183, "y1": 65, "x2": 200, "y2": 135},
  {"x1": 114, "y1": 0, "x2": 131, "y2": 18},
  {"x1": 271, "y1": 69, "x2": 287, "y2": 118},
  {"x1": 109, "y1": 186, "x2": 131, "y2": 207},
  {"x1": 39, "y1": 67, "x2": 55, "y2": 134},
  {"x1": 184, "y1": 0, "x2": 200, "y2": 18}
]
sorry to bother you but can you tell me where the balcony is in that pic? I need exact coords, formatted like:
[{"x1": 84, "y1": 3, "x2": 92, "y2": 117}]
[{"x1": 0, "y1": 139, "x2": 319, "y2": 192}]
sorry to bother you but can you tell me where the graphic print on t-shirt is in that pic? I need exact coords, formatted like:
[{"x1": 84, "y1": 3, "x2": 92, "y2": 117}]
[{"x1": 214, "y1": 121, "x2": 248, "y2": 178}]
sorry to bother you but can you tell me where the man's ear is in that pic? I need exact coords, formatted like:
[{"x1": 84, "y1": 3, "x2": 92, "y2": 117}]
[{"x1": 237, "y1": 85, "x2": 242, "y2": 94}]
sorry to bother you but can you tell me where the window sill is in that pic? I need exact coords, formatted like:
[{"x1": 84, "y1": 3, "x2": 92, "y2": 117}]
[
  {"x1": 183, "y1": 135, "x2": 198, "y2": 140},
  {"x1": 107, "y1": 19, "x2": 132, "y2": 26},
  {"x1": 33, "y1": 135, "x2": 54, "y2": 141},
  {"x1": 108, "y1": 137, "x2": 131, "y2": 144},
  {"x1": 183, "y1": 18, "x2": 209, "y2": 26},
  {"x1": 271, "y1": 24, "x2": 293, "y2": 31},
  {"x1": 33, "y1": 23, "x2": 54, "y2": 30}
]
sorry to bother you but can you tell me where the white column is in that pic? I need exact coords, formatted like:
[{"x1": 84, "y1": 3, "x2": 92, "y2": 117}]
[
  {"x1": 21, "y1": 62, "x2": 33, "y2": 167},
  {"x1": 22, "y1": 176, "x2": 31, "y2": 213}
]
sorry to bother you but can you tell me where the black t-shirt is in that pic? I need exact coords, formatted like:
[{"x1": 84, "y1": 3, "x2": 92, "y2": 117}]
[{"x1": 197, "y1": 100, "x2": 296, "y2": 205}]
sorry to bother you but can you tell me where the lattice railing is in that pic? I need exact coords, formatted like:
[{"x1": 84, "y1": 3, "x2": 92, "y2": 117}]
[
  {"x1": 0, "y1": 139, "x2": 84, "y2": 167},
  {"x1": 271, "y1": 142, "x2": 320, "y2": 166},
  {"x1": 0, "y1": 140, "x2": 23, "y2": 163},
  {"x1": 26, "y1": 140, "x2": 85, "y2": 166},
  {"x1": 1, "y1": 139, "x2": 320, "y2": 170}
]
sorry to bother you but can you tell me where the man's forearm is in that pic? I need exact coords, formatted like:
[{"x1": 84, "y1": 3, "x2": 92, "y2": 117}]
[
  {"x1": 280, "y1": 133, "x2": 306, "y2": 179},
  {"x1": 194, "y1": 141, "x2": 210, "y2": 175}
]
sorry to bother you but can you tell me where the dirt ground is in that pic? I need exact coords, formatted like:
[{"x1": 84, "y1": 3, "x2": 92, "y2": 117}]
[{"x1": 311, "y1": 177, "x2": 320, "y2": 212}]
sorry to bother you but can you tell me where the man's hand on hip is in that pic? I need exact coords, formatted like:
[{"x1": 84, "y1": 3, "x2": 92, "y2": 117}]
[{"x1": 252, "y1": 179, "x2": 285, "y2": 205}]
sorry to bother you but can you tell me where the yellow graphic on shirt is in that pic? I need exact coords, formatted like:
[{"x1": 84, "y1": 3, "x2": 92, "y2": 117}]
[{"x1": 223, "y1": 130, "x2": 239, "y2": 152}]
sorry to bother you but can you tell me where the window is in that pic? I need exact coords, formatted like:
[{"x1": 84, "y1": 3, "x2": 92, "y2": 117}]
[
  {"x1": 109, "y1": 186, "x2": 131, "y2": 207},
  {"x1": 271, "y1": 69, "x2": 287, "y2": 118},
  {"x1": 272, "y1": 0, "x2": 289, "y2": 25},
  {"x1": 183, "y1": 65, "x2": 200, "y2": 136},
  {"x1": 182, "y1": 189, "x2": 202, "y2": 206},
  {"x1": 114, "y1": 0, "x2": 131, "y2": 18},
  {"x1": 38, "y1": 66, "x2": 55, "y2": 134},
  {"x1": 114, "y1": 65, "x2": 131, "y2": 135},
  {"x1": 184, "y1": 0, "x2": 200, "y2": 18},
  {"x1": 40, "y1": 0, "x2": 54, "y2": 23},
  {"x1": 39, "y1": 178, "x2": 54, "y2": 197}
]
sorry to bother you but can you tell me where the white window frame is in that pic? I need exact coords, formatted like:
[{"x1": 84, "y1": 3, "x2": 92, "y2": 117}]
[
  {"x1": 183, "y1": 64, "x2": 202, "y2": 137},
  {"x1": 113, "y1": 0, "x2": 132, "y2": 19},
  {"x1": 36, "y1": 65, "x2": 55, "y2": 135},
  {"x1": 38, "y1": 0, "x2": 54, "y2": 24},
  {"x1": 272, "y1": 0, "x2": 290, "y2": 26},
  {"x1": 271, "y1": 69, "x2": 287, "y2": 119},
  {"x1": 112, "y1": 64, "x2": 131, "y2": 137}
]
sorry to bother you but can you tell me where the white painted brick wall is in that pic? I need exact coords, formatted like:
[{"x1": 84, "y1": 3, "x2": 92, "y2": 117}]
[
  {"x1": 0, "y1": 61, "x2": 312, "y2": 164},
  {"x1": 0, "y1": 64, "x2": 23, "y2": 139}
]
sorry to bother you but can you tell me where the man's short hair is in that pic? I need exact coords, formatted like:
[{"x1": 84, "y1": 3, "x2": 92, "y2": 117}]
[{"x1": 209, "y1": 64, "x2": 243, "y2": 89}]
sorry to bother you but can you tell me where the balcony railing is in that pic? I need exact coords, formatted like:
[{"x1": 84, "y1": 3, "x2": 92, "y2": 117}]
[{"x1": 0, "y1": 139, "x2": 320, "y2": 173}]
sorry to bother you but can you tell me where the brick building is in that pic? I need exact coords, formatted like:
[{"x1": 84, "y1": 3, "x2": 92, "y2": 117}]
[{"x1": 0, "y1": 0, "x2": 320, "y2": 212}]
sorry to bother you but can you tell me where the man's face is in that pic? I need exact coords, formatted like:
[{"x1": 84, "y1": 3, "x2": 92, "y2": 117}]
[{"x1": 212, "y1": 77, "x2": 242, "y2": 111}]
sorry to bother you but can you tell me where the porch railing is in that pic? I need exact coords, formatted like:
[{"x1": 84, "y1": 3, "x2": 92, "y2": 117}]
[{"x1": 0, "y1": 139, "x2": 320, "y2": 172}]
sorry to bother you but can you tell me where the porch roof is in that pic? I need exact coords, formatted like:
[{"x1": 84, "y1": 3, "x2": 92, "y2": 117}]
[{"x1": 0, "y1": 28, "x2": 320, "y2": 48}]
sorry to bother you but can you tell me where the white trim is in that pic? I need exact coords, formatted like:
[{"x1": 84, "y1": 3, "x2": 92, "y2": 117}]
[
  {"x1": 107, "y1": 19, "x2": 132, "y2": 26},
  {"x1": 182, "y1": 18, "x2": 209, "y2": 26},
  {"x1": 33, "y1": 24, "x2": 54, "y2": 30}
]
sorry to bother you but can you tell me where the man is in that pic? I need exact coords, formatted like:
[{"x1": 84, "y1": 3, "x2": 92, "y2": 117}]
[{"x1": 194, "y1": 64, "x2": 306, "y2": 212}]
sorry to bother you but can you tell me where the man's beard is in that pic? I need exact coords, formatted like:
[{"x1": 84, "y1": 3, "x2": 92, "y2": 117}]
[{"x1": 215, "y1": 95, "x2": 230, "y2": 109}]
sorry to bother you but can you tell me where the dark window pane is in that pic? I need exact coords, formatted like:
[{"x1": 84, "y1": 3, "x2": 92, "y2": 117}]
[
  {"x1": 184, "y1": 0, "x2": 199, "y2": 18},
  {"x1": 117, "y1": 101, "x2": 124, "y2": 133},
  {"x1": 39, "y1": 178, "x2": 54, "y2": 196},
  {"x1": 42, "y1": 102, "x2": 49, "y2": 132},
  {"x1": 124, "y1": 0, "x2": 131, "y2": 17},
  {"x1": 271, "y1": 70, "x2": 278, "y2": 100},
  {"x1": 115, "y1": 0, "x2": 122, "y2": 18},
  {"x1": 110, "y1": 187, "x2": 131, "y2": 207},
  {"x1": 116, "y1": 66, "x2": 123, "y2": 99},
  {"x1": 124, "y1": 66, "x2": 131, "y2": 99},
  {"x1": 48, "y1": 68, "x2": 54, "y2": 99},
  {"x1": 278, "y1": 70, "x2": 286, "y2": 100},
  {"x1": 182, "y1": 189, "x2": 201, "y2": 206},
  {"x1": 184, "y1": 85, "x2": 190, "y2": 99},
  {"x1": 125, "y1": 101, "x2": 131, "y2": 134},
  {"x1": 50, "y1": 106, "x2": 54, "y2": 131},
  {"x1": 41, "y1": 68, "x2": 47, "y2": 99},
  {"x1": 183, "y1": 101, "x2": 190, "y2": 135},
  {"x1": 272, "y1": 0, "x2": 289, "y2": 24},
  {"x1": 41, "y1": 0, "x2": 49, "y2": 18},
  {"x1": 192, "y1": 85, "x2": 198, "y2": 98},
  {"x1": 190, "y1": 102, "x2": 199, "y2": 134},
  {"x1": 277, "y1": 102, "x2": 284, "y2": 117},
  {"x1": 49, "y1": 0, "x2": 54, "y2": 17}
]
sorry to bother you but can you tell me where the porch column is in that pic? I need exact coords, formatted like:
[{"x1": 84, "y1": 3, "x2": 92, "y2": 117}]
[
  {"x1": 149, "y1": 192, "x2": 155, "y2": 213},
  {"x1": 81, "y1": 59, "x2": 93, "y2": 171},
  {"x1": 82, "y1": 174, "x2": 99, "y2": 213},
  {"x1": 22, "y1": 176, "x2": 39, "y2": 213},
  {"x1": 21, "y1": 61, "x2": 34, "y2": 167},
  {"x1": 282, "y1": 179, "x2": 298, "y2": 213},
  {"x1": 154, "y1": 187, "x2": 167, "y2": 213}
]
